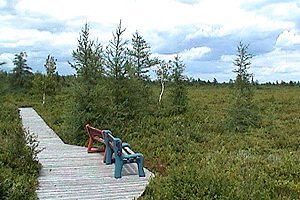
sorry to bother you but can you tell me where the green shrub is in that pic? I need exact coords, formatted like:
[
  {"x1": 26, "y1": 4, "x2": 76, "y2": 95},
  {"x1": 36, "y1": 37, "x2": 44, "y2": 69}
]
[{"x1": 0, "y1": 100, "x2": 40, "y2": 200}]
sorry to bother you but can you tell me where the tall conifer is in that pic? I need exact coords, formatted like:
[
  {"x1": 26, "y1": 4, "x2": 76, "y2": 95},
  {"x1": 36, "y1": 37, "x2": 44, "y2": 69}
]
[{"x1": 227, "y1": 42, "x2": 260, "y2": 132}]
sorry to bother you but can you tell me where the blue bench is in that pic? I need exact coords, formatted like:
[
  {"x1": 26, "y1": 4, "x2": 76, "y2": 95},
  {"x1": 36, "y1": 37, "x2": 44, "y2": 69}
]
[{"x1": 102, "y1": 130, "x2": 145, "y2": 179}]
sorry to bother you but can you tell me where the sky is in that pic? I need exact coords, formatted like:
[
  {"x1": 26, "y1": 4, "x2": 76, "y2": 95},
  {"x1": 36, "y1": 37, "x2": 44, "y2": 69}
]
[{"x1": 1, "y1": 0, "x2": 300, "y2": 83}]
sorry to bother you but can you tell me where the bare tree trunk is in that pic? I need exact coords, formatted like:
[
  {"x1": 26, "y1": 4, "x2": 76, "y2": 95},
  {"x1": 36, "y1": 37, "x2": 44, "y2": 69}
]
[
  {"x1": 42, "y1": 93, "x2": 45, "y2": 105},
  {"x1": 159, "y1": 80, "x2": 164, "y2": 103}
]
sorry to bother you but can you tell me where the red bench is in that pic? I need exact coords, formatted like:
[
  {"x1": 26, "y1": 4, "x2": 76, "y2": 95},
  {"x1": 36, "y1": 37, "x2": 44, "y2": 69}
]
[{"x1": 85, "y1": 124, "x2": 106, "y2": 161}]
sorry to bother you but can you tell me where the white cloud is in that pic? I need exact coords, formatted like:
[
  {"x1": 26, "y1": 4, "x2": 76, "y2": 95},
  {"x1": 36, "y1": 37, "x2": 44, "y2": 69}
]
[
  {"x1": 0, "y1": 53, "x2": 14, "y2": 69},
  {"x1": 0, "y1": 27, "x2": 51, "y2": 47},
  {"x1": 276, "y1": 29, "x2": 300, "y2": 47},
  {"x1": 0, "y1": 0, "x2": 7, "y2": 8},
  {"x1": 256, "y1": 2, "x2": 300, "y2": 21},
  {"x1": 182, "y1": 3, "x2": 293, "y2": 43},
  {"x1": 252, "y1": 48, "x2": 300, "y2": 81},
  {"x1": 12, "y1": 0, "x2": 295, "y2": 50},
  {"x1": 221, "y1": 54, "x2": 235, "y2": 62},
  {"x1": 185, "y1": 25, "x2": 223, "y2": 40},
  {"x1": 153, "y1": 46, "x2": 211, "y2": 62},
  {"x1": 16, "y1": 0, "x2": 291, "y2": 35},
  {"x1": 180, "y1": 47, "x2": 211, "y2": 61},
  {"x1": 0, "y1": 27, "x2": 77, "y2": 48},
  {"x1": 152, "y1": 53, "x2": 176, "y2": 62}
]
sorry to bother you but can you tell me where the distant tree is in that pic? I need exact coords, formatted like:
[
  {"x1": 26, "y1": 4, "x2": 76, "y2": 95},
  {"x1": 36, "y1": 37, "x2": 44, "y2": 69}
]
[
  {"x1": 12, "y1": 52, "x2": 32, "y2": 87},
  {"x1": 170, "y1": 55, "x2": 188, "y2": 114},
  {"x1": 129, "y1": 31, "x2": 152, "y2": 80},
  {"x1": 156, "y1": 60, "x2": 171, "y2": 103},
  {"x1": 32, "y1": 55, "x2": 58, "y2": 105},
  {"x1": 280, "y1": 80, "x2": 286, "y2": 86},
  {"x1": 44, "y1": 55, "x2": 57, "y2": 102},
  {"x1": 213, "y1": 78, "x2": 218, "y2": 85},
  {"x1": 0, "y1": 65, "x2": 8, "y2": 93},
  {"x1": 227, "y1": 42, "x2": 260, "y2": 132},
  {"x1": 45, "y1": 55, "x2": 56, "y2": 76}
]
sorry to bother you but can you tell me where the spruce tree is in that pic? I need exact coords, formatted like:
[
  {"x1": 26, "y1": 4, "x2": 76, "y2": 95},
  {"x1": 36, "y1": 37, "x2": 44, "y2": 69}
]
[
  {"x1": 170, "y1": 55, "x2": 188, "y2": 114},
  {"x1": 70, "y1": 22, "x2": 104, "y2": 84},
  {"x1": 12, "y1": 52, "x2": 32, "y2": 88},
  {"x1": 69, "y1": 23, "x2": 105, "y2": 144},
  {"x1": 106, "y1": 20, "x2": 128, "y2": 81},
  {"x1": 105, "y1": 22, "x2": 153, "y2": 129},
  {"x1": 129, "y1": 31, "x2": 152, "y2": 80},
  {"x1": 227, "y1": 42, "x2": 260, "y2": 132},
  {"x1": 105, "y1": 20, "x2": 129, "y2": 119},
  {"x1": 127, "y1": 31, "x2": 155, "y2": 118}
]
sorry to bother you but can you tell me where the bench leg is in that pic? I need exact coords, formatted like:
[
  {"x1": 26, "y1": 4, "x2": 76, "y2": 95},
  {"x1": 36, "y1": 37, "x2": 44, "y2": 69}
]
[
  {"x1": 103, "y1": 148, "x2": 106, "y2": 163},
  {"x1": 105, "y1": 147, "x2": 113, "y2": 165},
  {"x1": 87, "y1": 137, "x2": 105, "y2": 153},
  {"x1": 87, "y1": 137, "x2": 94, "y2": 153},
  {"x1": 137, "y1": 156, "x2": 145, "y2": 177},
  {"x1": 115, "y1": 161, "x2": 123, "y2": 179}
]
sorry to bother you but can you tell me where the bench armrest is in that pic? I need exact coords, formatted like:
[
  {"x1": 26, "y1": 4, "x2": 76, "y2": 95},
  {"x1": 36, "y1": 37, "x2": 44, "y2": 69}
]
[
  {"x1": 123, "y1": 153, "x2": 144, "y2": 159},
  {"x1": 122, "y1": 143, "x2": 131, "y2": 148}
]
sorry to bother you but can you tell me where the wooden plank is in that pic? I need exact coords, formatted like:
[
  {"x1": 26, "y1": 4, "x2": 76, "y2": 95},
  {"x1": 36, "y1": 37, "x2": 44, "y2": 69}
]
[{"x1": 19, "y1": 107, "x2": 153, "y2": 200}]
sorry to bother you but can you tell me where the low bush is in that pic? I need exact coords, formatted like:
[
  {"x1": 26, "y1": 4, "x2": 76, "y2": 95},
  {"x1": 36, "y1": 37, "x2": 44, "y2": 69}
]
[{"x1": 0, "y1": 100, "x2": 40, "y2": 200}]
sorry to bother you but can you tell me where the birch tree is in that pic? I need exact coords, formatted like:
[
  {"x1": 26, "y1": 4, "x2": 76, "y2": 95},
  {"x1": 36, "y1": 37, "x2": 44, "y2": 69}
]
[{"x1": 156, "y1": 60, "x2": 171, "y2": 103}]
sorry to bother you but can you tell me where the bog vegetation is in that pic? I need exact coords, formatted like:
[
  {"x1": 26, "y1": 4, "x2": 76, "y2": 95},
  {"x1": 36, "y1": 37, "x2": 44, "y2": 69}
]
[
  {"x1": 0, "y1": 22, "x2": 300, "y2": 199},
  {"x1": 0, "y1": 75, "x2": 40, "y2": 199}
]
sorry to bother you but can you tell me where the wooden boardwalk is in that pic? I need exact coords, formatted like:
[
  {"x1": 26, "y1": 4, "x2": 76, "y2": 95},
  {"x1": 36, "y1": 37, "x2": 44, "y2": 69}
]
[{"x1": 19, "y1": 108, "x2": 153, "y2": 200}]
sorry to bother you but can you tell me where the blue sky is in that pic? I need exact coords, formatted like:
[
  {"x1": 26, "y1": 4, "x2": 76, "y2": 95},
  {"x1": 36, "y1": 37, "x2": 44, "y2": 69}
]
[{"x1": 1, "y1": 0, "x2": 300, "y2": 82}]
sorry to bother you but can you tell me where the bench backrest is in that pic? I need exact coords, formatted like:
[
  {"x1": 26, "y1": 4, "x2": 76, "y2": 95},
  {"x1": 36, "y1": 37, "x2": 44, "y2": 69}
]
[
  {"x1": 103, "y1": 130, "x2": 123, "y2": 157},
  {"x1": 85, "y1": 124, "x2": 103, "y2": 138}
]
